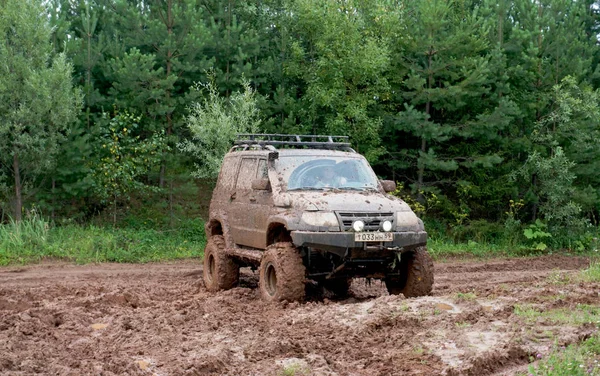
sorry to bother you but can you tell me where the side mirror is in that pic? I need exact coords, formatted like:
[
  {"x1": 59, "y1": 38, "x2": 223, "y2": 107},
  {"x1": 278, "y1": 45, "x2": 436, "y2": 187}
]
[
  {"x1": 380, "y1": 180, "x2": 396, "y2": 193},
  {"x1": 251, "y1": 178, "x2": 271, "y2": 191}
]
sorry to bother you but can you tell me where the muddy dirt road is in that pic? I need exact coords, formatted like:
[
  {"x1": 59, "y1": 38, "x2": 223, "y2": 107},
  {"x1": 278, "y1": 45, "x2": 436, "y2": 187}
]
[{"x1": 0, "y1": 256, "x2": 598, "y2": 375}]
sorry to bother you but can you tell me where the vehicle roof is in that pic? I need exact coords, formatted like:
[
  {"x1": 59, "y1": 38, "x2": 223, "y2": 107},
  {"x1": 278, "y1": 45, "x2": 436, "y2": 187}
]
[{"x1": 226, "y1": 148, "x2": 363, "y2": 158}]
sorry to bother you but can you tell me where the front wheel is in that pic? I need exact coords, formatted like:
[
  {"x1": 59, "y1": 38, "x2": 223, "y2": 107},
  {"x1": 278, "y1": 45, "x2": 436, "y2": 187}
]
[
  {"x1": 385, "y1": 246, "x2": 434, "y2": 298},
  {"x1": 203, "y1": 235, "x2": 239, "y2": 292},
  {"x1": 259, "y1": 242, "x2": 306, "y2": 302}
]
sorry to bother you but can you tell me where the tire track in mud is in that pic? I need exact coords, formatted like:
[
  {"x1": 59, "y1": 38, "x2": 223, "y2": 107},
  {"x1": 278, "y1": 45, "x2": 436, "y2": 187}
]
[{"x1": 0, "y1": 256, "x2": 596, "y2": 375}]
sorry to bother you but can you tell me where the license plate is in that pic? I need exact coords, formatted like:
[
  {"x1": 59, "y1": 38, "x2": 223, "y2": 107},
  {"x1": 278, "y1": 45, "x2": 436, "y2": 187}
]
[{"x1": 354, "y1": 232, "x2": 393, "y2": 242}]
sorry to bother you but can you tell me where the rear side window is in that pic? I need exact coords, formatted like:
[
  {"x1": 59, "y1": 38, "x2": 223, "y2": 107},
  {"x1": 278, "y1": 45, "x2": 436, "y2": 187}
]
[
  {"x1": 236, "y1": 158, "x2": 258, "y2": 189},
  {"x1": 257, "y1": 159, "x2": 268, "y2": 179},
  {"x1": 216, "y1": 156, "x2": 239, "y2": 190}
]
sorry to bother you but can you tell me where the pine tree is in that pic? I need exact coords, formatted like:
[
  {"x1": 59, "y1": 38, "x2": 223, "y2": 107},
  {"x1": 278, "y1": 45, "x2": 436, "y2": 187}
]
[
  {"x1": 384, "y1": 0, "x2": 513, "y2": 215},
  {"x1": 0, "y1": 0, "x2": 82, "y2": 220},
  {"x1": 108, "y1": 0, "x2": 212, "y2": 187}
]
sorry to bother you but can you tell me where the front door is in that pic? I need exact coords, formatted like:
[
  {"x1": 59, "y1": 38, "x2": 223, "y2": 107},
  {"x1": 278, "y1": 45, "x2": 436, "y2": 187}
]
[{"x1": 229, "y1": 158, "x2": 271, "y2": 249}]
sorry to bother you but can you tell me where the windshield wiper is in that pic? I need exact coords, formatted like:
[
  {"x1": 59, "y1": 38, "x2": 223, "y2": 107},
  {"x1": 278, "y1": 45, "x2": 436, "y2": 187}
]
[
  {"x1": 288, "y1": 187, "x2": 326, "y2": 191},
  {"x1": 338, "y1": 186, "x2": 379, "y2": 192}
]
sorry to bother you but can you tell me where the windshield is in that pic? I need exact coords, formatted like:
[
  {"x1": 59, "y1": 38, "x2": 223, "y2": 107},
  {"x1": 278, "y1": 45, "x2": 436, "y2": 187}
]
[{"x1": 276, "y1": 156, "x2": 379, "y2": 191}]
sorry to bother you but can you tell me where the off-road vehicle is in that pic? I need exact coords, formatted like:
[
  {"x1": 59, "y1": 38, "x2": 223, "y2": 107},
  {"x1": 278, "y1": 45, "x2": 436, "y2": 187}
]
[{"x1": 203, "y1": 134, "x2": 433, "y2": 302}]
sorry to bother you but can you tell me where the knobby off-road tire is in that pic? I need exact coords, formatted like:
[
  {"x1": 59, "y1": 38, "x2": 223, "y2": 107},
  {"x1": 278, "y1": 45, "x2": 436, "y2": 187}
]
[
  {"x1": 323, "y1": 278, "x2": 352, "y2": 297},
  {"x1": 259, "y1": 242, "x2": 306, "y2": 302},
  {"x1": 203, "y1": 235, "x2": 239, "y2": 292},
  {"x1": 385, "y1": 246, "x2": 434, "y2": 298}
]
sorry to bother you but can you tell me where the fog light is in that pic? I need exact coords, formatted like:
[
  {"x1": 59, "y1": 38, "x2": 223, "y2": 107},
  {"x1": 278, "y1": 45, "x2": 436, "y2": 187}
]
[
  {"x1": 382, "y1": 220, "x2": 393, "y2": 232},
  {"x1": 352, "y1": 220, "x2": 365, "y2": 232}
]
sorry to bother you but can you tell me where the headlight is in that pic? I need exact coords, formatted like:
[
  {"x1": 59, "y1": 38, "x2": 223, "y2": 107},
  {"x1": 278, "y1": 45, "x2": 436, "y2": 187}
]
[
  {"x1": 395, "y1": 211, "x2": 420, "y2": 231},
  {"x1": 382, "y1": 220, "x2": 393, "y2": 232},
  {"x1": 352, "y1": 220, "x2": 365, "y2": 232},
  {"x1": 301, "y1": 212, "x2": 338, "y2": 227}
]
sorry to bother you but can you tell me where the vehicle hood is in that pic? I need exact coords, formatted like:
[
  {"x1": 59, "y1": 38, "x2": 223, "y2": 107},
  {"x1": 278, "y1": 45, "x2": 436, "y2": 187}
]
[{"x1": 286, "y1": 191, "x2": 413, "y2": 213}]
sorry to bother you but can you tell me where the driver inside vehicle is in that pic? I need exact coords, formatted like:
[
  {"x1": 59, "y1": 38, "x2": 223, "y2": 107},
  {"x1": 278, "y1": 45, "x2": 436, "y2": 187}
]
[{"x1": 315, "y1": 165, "x2": 347, "y2": 188}]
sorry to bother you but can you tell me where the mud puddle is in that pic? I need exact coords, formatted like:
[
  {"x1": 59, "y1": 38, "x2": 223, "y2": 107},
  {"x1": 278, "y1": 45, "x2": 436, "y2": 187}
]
[{"x1": 0, "y1": 255, "x2": 597, "y2": 375}]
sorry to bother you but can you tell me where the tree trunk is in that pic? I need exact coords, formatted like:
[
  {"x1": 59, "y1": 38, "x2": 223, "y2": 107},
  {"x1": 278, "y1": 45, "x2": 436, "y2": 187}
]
[{"x1": 13, "y1": 152, "x2": 22, "y2": 222}]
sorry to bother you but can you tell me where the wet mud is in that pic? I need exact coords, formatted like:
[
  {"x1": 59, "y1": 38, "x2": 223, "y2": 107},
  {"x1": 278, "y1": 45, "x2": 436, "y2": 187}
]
[{"x1": 0, "y1": 255, "x2": 597, "y2": 375}]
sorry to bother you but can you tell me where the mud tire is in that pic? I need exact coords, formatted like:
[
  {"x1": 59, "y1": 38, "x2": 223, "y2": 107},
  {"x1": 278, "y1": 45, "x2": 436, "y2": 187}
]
[
  {"x1": 203, "y1": 235, "x2": 239, "y2": 292},
  {"x1": 259, "y1": 242, "x2": 306, "y2": 302},
  {"x1": 323, "y1": 278, "x2": 352, "y2": 297},
  {"x1": 385, "y1": 246, "x2": 434, "y2": 298}
]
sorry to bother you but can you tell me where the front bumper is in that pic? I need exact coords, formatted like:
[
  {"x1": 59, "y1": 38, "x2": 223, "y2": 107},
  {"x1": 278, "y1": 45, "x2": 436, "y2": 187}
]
[{"x1": 290, "y1": 230, "x2": 427, "y2": 257}]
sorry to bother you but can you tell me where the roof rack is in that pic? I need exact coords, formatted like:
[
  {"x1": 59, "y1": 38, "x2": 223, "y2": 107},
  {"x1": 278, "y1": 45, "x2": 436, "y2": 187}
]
[{"x1": 234, "y1": 134, "x2": 354, "y2": 151}]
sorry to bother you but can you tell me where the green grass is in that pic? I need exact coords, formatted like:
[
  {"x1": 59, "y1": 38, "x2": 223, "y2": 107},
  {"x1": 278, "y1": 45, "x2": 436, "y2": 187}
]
[
  {"x1": 580, "y1": 260, "x2": 600, "y2": 282},
  {"x1": 514, "y1": 303, "x2": 600, "y2": 375},
  {"x1": 0, "y1": 215, "x2": 206, "y2": 265},
  {"x1": 428, "y1": 236, "x2": 600, "y2": 260},
  {"x1": 526, "y1": 334, "x2": 600, "y2": 375},
  {"x1": 428, "y1": 238, "x2": 507, "y2": 259},
  {"x1": 455, "y1": 292, "x2": 477, "y2": 301},
  {"x1": 514, "y1": 304, "x2": 600, "y2": 326}
]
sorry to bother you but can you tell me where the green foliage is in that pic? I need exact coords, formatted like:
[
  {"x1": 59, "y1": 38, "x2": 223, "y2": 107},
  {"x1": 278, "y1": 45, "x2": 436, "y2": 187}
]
[
  {"x1": 523, "y1": 219, "x2": 552, "y2": 251},
  {"x1": 283, "y1": 0, "x2": 392, "y2": 160},
  {"x1": 0, "y1": 0, "x2": 82, "y2": 218},
  {"x1": 91, "y1": 112, "x2": 165, "y2": 224},
  {"x1": 179, "y1": 77, "x2": 261, "y2": 178},
  {"x1": 3, "y1": 0, "x2": 600, "y2": 250},
  {"x1": 0, "y1": 211, "x2": 49, "y2": 255},
  {"x1": 0, "y1": 215, "x2": 205, "y2": 266}
]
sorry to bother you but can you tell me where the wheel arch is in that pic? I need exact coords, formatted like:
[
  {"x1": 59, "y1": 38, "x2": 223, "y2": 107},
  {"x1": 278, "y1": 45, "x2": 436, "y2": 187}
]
[
  {"x1": 266, "y1": 221, "x2": 292, "y2": 246},
  {"x1": 205, "y1": 211, "x2": 234, "y2": 248}
]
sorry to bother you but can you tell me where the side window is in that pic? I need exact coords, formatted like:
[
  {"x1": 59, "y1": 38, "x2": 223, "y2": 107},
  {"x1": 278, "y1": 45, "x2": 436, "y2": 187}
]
[
  {"x1": 236, "y1": 158, "x2": 258, "y2": 189},
  {"x1": 257, "y1": 159, "x2": 268, "y2": 179},
  {"x1": 217, "y1": 156, "x2": 239, "y2": 190}
]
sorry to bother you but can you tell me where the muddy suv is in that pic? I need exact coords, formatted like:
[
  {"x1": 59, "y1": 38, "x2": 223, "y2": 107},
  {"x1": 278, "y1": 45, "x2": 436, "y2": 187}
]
[{"x1": 203, "y1": 134, "x2": 433, "y2": 302}]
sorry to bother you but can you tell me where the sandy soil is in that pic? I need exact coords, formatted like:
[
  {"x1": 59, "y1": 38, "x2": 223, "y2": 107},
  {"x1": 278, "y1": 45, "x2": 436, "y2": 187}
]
[{"x1": 0, "y1": 255, "x2": 598, "y2": 375}]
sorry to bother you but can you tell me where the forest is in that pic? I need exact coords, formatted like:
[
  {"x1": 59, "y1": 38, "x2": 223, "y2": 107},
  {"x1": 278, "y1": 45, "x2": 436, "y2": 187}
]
[{"x1": 2, "y1": 0, "x2": 600, "y2": 261}]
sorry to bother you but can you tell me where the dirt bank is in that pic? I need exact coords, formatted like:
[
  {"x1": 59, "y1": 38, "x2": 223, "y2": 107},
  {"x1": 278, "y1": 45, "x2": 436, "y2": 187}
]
[{"x1": 0, "y1": 255, "x2": 597, "y2": 375}]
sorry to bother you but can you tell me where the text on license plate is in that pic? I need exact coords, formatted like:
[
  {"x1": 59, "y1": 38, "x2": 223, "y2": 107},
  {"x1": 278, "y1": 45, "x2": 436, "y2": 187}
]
[{"x1": 354, "y1": 232, "x2": 394, "y2": 242}]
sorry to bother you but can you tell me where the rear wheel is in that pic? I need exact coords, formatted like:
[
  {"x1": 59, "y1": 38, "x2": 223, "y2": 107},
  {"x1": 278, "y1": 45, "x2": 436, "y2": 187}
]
[
  {"x1": 385, "y1": 246, "x2": 433, "y2": 298},
  {"x1": 203, "y1": 235, "x2": 239, "y2": 292},
  {"x1": 259, "y1": 242, "x2": 306, "y2": 302}
]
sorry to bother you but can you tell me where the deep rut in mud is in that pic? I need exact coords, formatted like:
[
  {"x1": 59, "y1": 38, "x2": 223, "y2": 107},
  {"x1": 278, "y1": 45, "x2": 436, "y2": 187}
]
[{"x1": 0, "y1": 255, "x2": 597, "y2": 375}]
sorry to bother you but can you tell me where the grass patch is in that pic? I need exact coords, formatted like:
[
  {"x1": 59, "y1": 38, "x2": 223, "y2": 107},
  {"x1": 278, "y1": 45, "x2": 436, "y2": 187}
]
[
  {"x1": 428, "y1": 237, "x2": 600, "y2": 260},
  {"x1": 526, "y1": 334, "x2": 600, "y2": 375},
  {"x1": 279, "y1": 363, "x2": 310, "y2": 376},
  {"x1": 514, "y1": 304, "x2": 600, "y2": 326},
  {"x1": 0, "y1": 215, "x2": 205, "y2": 265},
  {"x1": 428, "y1": 238, "x2": 508, "y2": 259},
  {"x1": 515, "y1": 303, "x2": 600, "y2": 375},
  {"x1": 455, "y1": 292, "x2": 477, "y2": 302},
  {"x1": 580, "y1": 260, "x2": 600, "y2": 283}
]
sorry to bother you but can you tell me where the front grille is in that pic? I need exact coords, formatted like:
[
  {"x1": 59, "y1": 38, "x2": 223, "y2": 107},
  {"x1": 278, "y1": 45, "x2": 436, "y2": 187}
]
[{"x1": 337, "y1": 212, "x2": 394, "y2": 231}]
